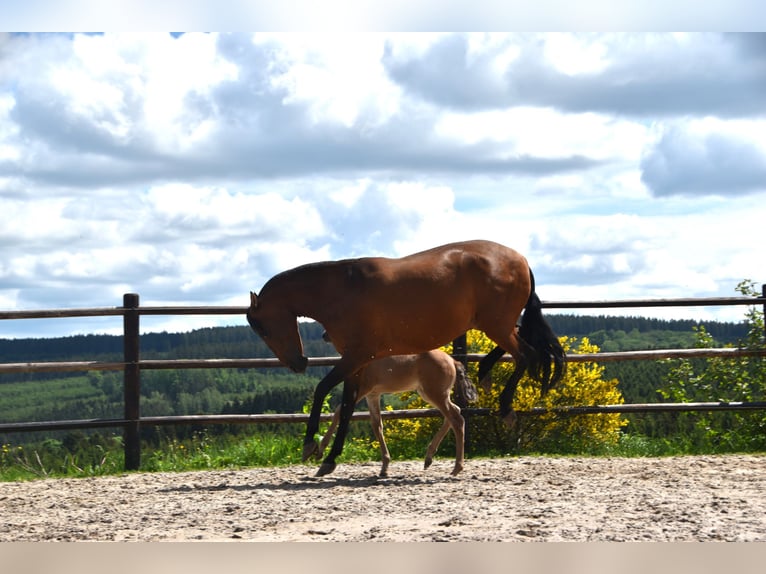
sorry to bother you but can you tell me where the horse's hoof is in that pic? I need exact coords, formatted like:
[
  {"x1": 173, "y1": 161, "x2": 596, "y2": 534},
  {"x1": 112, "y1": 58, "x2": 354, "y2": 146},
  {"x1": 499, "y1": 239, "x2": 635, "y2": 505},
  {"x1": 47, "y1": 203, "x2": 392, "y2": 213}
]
[
  {"x1": 502, "y1": 411, "x2": 518, "y2": 428},
  {"x1": 302, "y1": 440, "x2": 319, "y2": 462},
  {"x1": 424, "y1": 458, "x2": 433, "y2": 470},
  {"x1": 450, "y1": 465, "x2": 464, "y2": 476},
  {"x1": 378, "y1": 470, "x2": 389, "y2": 479},
  {"x1": 315, "y1": 462, "x2": 336, "y2": 477},
  {"x1": 479, "y1": 375, "x2": 493, "y2": 393}
]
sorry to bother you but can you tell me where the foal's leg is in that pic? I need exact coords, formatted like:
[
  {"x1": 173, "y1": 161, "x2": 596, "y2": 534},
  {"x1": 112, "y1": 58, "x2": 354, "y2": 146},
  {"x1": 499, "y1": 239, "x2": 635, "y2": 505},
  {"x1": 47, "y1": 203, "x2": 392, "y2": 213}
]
[
  {"x1": 317, "y1": 405, "x2": 342, "y2": 457},
  {"x1": 365, "y1": 393, "x2": 391, "y2": 477},
  {"x1": 319, "y1": 388, "x2": 370, "y2": 459},
  {"x1": 304, "y1": 368, "x2": 343, "y2": 461},
  {"x1": 419, "y1": 362, "x2": 467, "y2": 476},
  {"x1": 424, "y1": 421, "x2": 449, "y2": 469},
  {"x1": 424, "y1": 401, "x2": 465, "y2": 476},
  {"x1": 316, "y1": 377, "x2": 359, "y2": 477}
]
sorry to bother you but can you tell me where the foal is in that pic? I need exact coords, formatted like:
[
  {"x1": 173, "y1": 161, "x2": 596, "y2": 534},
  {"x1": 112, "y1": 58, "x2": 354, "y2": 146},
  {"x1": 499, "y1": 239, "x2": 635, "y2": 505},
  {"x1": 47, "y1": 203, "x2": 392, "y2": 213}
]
[{"x1": 317, "y1": 346, "x2": 477, "y2": 477}]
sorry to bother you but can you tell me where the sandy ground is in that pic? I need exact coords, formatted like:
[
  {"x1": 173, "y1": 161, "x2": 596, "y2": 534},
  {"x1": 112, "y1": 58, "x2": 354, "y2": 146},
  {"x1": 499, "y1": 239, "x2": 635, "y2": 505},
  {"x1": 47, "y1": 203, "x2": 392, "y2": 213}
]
[{"x1": 1, "y1": 454, "x2": 765, "y2": 542}]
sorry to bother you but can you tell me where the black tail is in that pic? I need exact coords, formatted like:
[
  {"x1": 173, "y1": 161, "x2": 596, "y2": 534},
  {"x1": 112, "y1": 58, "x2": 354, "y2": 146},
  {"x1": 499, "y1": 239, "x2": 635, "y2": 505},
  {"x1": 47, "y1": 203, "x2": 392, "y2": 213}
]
[
  {"x1": 518, "y1": 270, "x2": 566, "y2": 395},
  {"x1": 452, "y1": 360, "x2": 478, "y2": 405}
]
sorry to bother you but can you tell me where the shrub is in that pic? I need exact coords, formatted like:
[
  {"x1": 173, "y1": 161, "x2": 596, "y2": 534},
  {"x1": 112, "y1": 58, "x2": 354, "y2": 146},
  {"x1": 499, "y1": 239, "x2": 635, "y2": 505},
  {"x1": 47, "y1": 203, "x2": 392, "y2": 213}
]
[{"x1": 659, "y1": 280, "x2": 766, "y2": 452}]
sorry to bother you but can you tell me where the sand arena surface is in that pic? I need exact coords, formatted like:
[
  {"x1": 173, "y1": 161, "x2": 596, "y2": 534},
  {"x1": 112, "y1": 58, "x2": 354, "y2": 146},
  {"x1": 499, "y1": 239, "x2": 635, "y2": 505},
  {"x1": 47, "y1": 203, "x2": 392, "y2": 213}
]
[{"x1": 1, "y1": 454, "x2": 765, "y2": 542}]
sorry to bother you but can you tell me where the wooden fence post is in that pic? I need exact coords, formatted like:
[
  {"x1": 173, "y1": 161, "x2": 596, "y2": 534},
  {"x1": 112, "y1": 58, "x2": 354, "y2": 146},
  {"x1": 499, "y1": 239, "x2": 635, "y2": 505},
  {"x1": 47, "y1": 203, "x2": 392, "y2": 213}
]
[
  {"x1": 123, "y1": 293, "x2": 141, "y2": 470},
  {"x1": 762, "y1": 284, "x2": 766, "y2": 343}
]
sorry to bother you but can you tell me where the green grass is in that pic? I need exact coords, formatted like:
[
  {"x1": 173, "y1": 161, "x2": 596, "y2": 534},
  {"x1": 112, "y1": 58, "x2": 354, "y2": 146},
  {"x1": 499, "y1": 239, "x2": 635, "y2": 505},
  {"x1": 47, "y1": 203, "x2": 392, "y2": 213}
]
[
  {"x1": 0, "y1": 429, "x2": 381, "y2": 481},
  {"x1": 141, "y1": 431, "x2": 381, "y2": 473},
  {"x1": 2, "y1": 429, "x2": 763, "y2": 482},
  {"x1": 0, "y1": 439, "x2": 125, "y2": 481}
]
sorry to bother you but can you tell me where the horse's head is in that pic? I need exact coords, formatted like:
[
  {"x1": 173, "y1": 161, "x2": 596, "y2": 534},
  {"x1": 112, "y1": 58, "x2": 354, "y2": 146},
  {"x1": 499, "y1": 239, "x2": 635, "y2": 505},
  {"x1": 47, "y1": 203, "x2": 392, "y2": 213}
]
[{"x1": 247, "y1": 291, "x2": 309, "y2": 373}]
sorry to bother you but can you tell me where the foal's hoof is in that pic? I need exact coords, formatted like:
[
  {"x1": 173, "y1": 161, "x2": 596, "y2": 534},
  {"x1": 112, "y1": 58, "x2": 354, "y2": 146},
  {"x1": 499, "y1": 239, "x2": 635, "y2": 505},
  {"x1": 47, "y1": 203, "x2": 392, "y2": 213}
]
[
  {"x1": 315, "y1": 462, "x2": 336, "y2": 477},
  {"x1": 302, "y1": 440, "x2": 319, "y2": 462}
]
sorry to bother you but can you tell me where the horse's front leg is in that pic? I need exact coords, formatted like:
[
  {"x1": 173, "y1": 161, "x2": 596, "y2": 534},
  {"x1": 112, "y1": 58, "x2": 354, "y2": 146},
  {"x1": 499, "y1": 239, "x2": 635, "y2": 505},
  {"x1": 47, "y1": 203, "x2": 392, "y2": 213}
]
[
  {"x1": 303, "y1": 366, "x2": 345, "y2": 462},
  {"x1": 315, "y1": 378, "x2": 359, "y2": 477}
]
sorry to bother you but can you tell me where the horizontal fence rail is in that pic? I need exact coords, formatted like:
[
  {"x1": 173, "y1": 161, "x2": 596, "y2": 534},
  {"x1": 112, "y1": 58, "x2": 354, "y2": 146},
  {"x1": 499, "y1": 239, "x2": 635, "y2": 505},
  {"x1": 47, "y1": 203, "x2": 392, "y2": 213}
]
[
  {"x1": 1, "y1": 288, "x2": 765, "y2": 470},
  {"x1": 3, "y1": 295, "x2": 766, "y2": 321},
  {"x1": 542, "y1": 296, "x2": 766, "y2": 309}
]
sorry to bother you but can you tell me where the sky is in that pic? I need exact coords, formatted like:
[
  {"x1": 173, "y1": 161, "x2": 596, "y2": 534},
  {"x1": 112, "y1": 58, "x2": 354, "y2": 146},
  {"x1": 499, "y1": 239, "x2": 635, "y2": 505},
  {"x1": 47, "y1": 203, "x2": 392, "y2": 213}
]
[{"x1": 1, "y1": 28, "x2": 765, "y2": 337}]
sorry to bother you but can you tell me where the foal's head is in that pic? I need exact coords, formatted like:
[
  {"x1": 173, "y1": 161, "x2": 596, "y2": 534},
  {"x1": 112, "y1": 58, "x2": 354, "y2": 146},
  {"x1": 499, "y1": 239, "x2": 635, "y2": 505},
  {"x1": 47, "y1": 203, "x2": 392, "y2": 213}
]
[{"x1": 247, "y1": 291, "x2": 308, "y2": 373}]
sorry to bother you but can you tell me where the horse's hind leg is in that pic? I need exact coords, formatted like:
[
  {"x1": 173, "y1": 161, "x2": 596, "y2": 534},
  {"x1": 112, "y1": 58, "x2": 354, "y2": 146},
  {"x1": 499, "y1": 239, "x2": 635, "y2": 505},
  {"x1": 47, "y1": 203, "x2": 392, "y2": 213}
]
[
  {"x1": 316, "y1": 378, "x2": 359, "y2": 477},
  {"x1": 498, "y1": 367, "x2": 524, "y2": 427},
  {"x1": 477, "y1": 345, "x2": 506, "y2": 391},
  {"x1": 499, "y1": 338, "x2": 534, "y2": 427},
  {"x1": 485, "y1": 329, "x2": 531, "y2": 427}
]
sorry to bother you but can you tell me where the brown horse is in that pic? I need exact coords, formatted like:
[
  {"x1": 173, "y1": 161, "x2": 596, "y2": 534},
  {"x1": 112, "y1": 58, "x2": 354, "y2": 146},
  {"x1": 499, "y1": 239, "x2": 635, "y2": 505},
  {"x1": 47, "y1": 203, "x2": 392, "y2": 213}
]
[
  {"x1": 247, "y1": 239, "x2": 566, "y2": 476},
  {"x1": 317, "y1": 347, "x2": 477, "y2": 477}
]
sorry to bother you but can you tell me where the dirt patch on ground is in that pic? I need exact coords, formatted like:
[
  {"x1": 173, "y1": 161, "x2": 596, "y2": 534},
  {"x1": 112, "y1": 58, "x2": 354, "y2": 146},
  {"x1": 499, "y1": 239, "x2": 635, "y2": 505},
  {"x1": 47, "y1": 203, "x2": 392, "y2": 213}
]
[{"x1": 1, "y1": 455, "x2": 764, "y2": 541}]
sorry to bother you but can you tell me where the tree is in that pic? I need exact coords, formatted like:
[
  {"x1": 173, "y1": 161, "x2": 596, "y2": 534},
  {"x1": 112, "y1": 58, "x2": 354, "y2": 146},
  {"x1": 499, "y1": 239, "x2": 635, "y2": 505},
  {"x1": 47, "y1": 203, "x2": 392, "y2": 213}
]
[{"x1": 659, "y1": 280, "x2": 765, "y2": 452}]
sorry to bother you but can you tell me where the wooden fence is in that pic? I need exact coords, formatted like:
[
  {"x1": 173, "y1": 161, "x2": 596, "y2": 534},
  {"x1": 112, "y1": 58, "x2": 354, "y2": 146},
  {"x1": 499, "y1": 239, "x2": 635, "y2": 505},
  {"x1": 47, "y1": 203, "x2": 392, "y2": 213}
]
[{"x1": 1, "y1": 287, "x2": 765, "y2": 470}]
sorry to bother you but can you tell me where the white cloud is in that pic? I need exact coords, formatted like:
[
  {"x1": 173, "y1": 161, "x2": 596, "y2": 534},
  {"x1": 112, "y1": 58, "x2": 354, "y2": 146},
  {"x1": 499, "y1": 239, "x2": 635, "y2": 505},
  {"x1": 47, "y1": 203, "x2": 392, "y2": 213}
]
[
  {"x1": 139, "y1": 183, "x2": 324, "y2": 238},
  {"x1": 254, "y1": 33, "x2": 402, "y2": 129},
  {"x1": 435, "y1": 107, "x2": 648, "y2": 161},
  {"x1": 0, "y1": 94, "x2": 20, "y2": 162},
  {"x1": 385, "y1": 33, "x2": 766, "y2": 118},
  {"x1": 543, "y1": 33, "x2": 610, "y2": 75},
  {"x1": 310, "y1": 179, "x2": 464, "y2": 258},
  {"x1": 328, "y1": 178, "x2": 369, "y2": 208},
  {"x1": 641, "y1": 118, "x2": 766, "y2": 197}
]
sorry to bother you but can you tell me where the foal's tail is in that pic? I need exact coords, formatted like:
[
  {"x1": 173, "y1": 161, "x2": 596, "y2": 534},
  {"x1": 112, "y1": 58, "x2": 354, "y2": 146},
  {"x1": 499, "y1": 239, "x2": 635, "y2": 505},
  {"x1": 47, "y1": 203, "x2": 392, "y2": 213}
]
[
  {"x1": 518, "y1": 270, "x2": 567, "y2": 395},
  {"x1": 452, "y1": 360, "x2": 478, "y2": 405}
]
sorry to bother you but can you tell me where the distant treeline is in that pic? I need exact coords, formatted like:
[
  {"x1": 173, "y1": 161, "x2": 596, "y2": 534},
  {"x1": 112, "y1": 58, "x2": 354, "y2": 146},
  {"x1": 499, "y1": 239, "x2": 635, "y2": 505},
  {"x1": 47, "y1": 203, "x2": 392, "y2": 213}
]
[
  {"x1": 0, "y1": 313, "x2": 748, "y2": 365},
  {"x1": 0, "y1": 321, "x2": 330, "y2": 362},
  {"x1": 546, "y1": 314, "x2": 748, "y2": 341}
]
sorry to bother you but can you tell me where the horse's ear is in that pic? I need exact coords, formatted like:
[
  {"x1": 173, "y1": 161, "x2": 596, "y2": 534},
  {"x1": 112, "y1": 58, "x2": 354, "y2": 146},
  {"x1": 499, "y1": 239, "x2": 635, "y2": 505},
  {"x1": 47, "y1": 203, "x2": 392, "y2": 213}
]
[{"x1": 249, "y1": 291, "x2": 258, "y2": 308}]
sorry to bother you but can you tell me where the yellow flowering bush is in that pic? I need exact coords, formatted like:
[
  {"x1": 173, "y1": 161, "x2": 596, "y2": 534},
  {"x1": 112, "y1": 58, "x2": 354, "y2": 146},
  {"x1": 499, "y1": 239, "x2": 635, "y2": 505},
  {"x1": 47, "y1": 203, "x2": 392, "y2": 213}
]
[{"x1": 384, "y1": 330, "x2": 627, "y2": 456}]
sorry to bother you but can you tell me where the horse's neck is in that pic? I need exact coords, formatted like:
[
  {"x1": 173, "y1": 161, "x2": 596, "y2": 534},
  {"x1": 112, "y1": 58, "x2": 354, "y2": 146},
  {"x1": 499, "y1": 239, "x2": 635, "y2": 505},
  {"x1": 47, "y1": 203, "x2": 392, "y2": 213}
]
[{"x1": 272, "y1": 263, "x2": 343, "y2": 322}]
